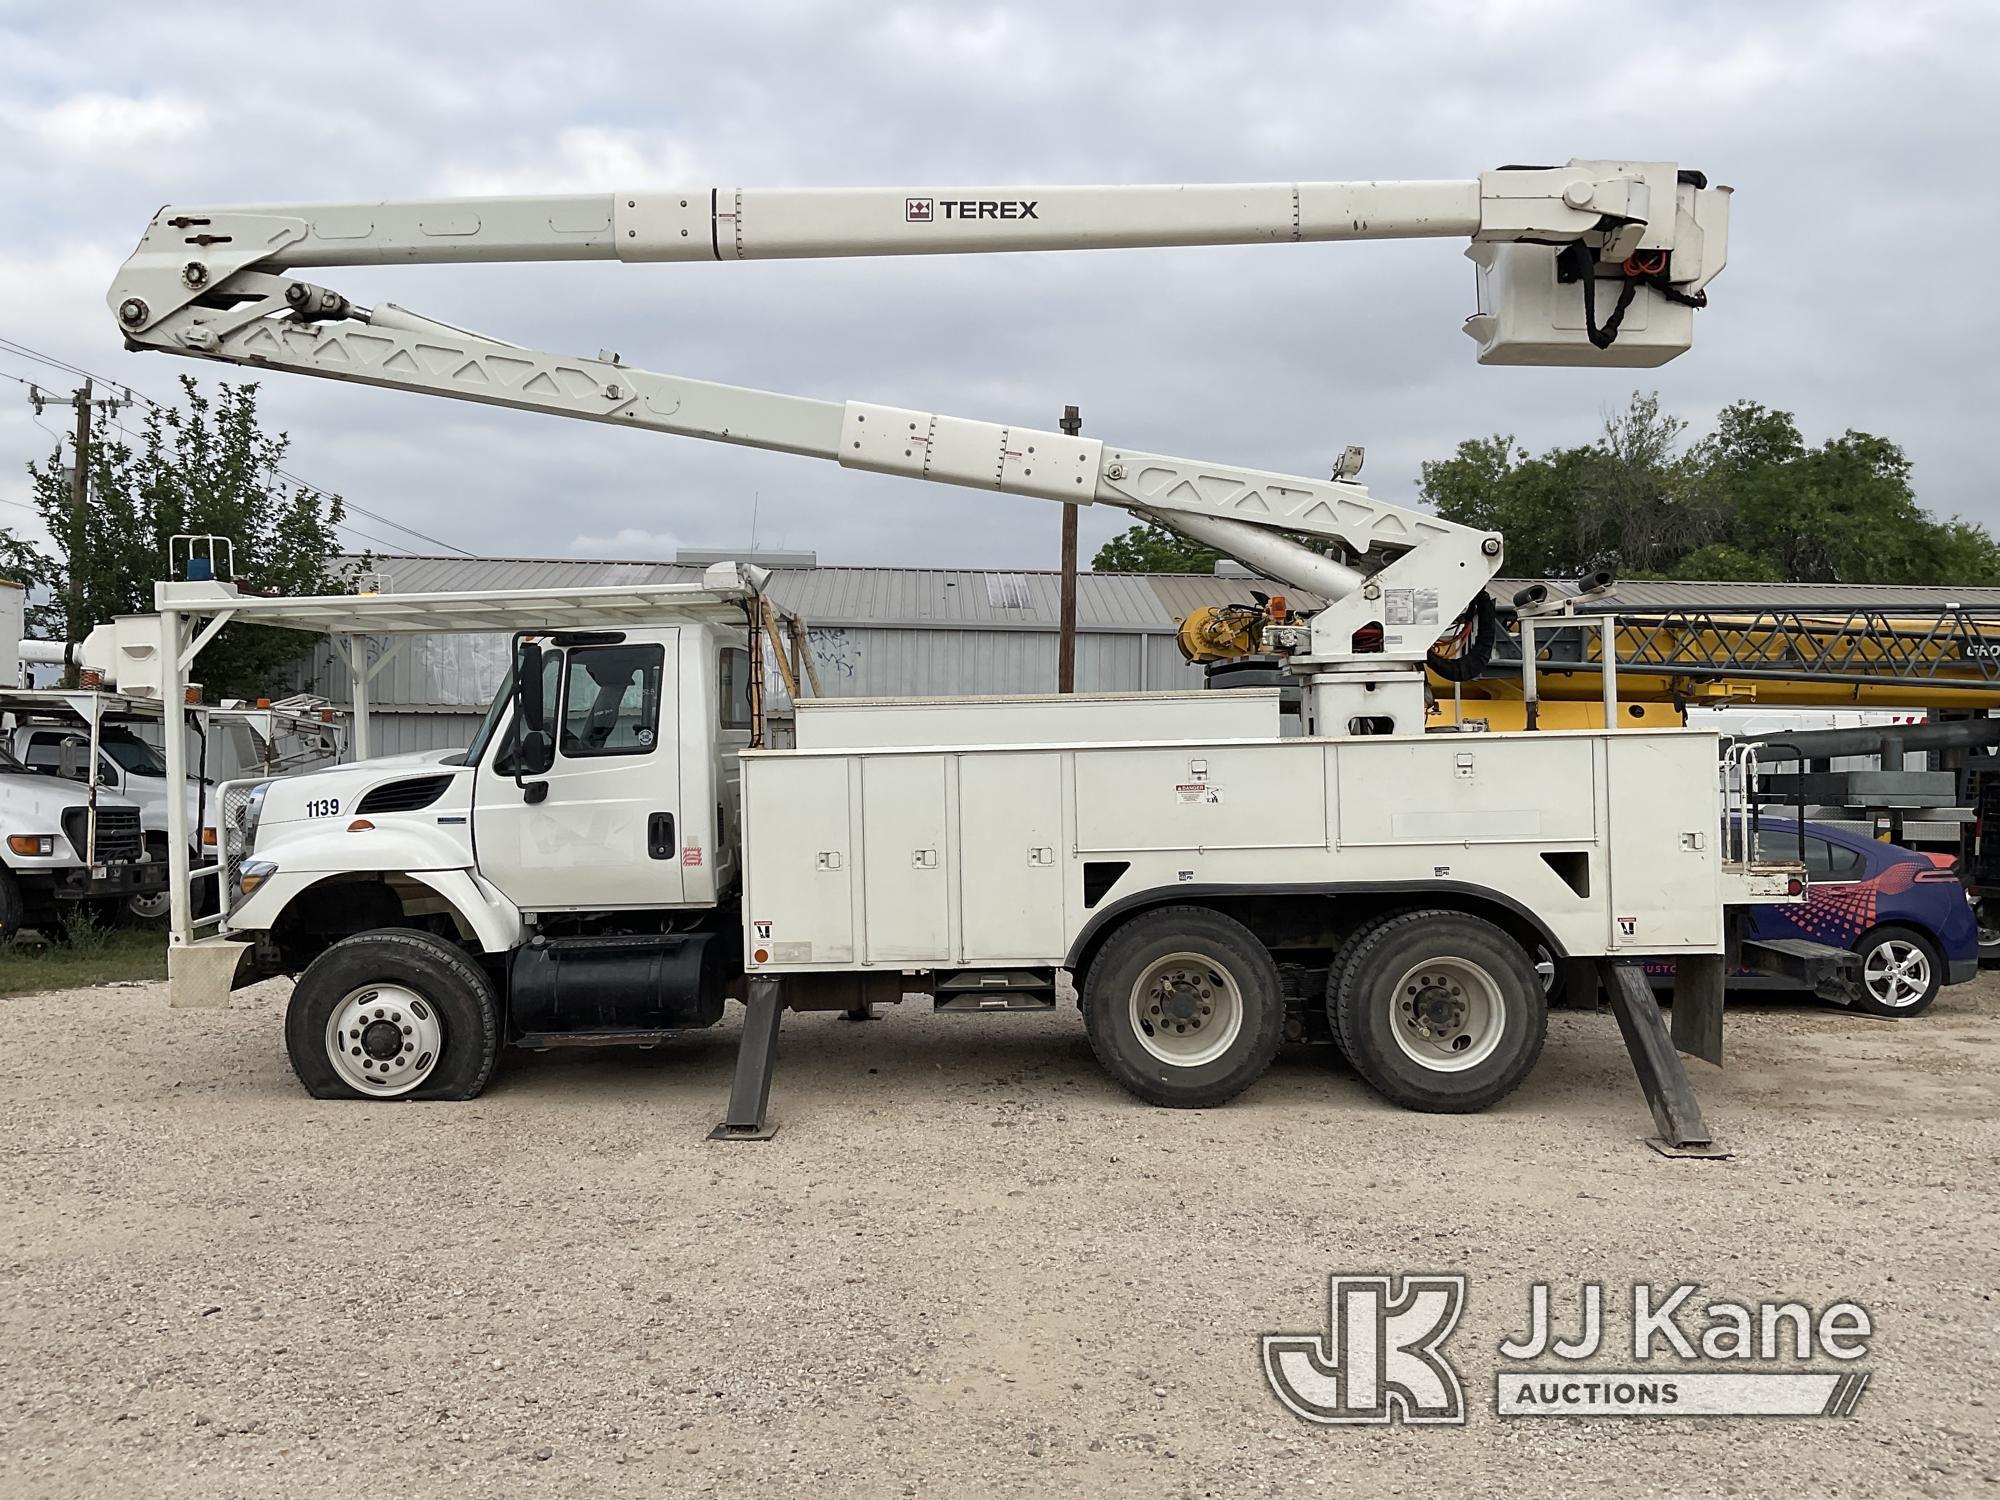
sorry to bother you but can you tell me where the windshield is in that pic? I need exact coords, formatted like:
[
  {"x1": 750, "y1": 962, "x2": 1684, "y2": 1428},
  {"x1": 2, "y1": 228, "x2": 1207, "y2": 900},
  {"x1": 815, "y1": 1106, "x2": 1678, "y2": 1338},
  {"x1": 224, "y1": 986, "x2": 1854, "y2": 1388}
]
[
  {"x1": 461, "y1": 669, "x2": 516, "y2": 767},
  {"x1": 101, "y1": 728, "x2": 168, "y2": 777}
]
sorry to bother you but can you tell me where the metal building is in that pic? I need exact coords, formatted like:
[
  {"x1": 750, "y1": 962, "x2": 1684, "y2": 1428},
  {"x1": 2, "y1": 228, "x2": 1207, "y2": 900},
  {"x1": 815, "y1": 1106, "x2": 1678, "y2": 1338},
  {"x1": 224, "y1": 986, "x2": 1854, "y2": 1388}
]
[{"x1": 289, "y1": 553, "x2": 1286, "y2": 756}]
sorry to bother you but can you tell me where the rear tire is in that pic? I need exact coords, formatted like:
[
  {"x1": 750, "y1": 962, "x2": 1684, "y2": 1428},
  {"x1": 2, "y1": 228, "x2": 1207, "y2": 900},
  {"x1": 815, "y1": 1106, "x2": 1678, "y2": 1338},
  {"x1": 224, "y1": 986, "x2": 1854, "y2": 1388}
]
[
  {"x1": 285, "y1": 928, "x2": 500, "y2": 1101},
  {"x1": 1081, "y1": 906, "x2": 1283, "y2": 1108},
  {"x1": 1332, "y1": 909, "x2": 1546, "y2": 1113}
]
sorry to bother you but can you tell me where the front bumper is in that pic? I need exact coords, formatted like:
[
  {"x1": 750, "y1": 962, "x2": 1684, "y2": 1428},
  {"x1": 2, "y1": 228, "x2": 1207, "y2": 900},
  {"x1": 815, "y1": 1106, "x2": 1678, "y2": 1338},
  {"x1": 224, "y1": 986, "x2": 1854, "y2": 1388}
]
[
  {"x1": 1948, "y1": 958, "x2": 1979, "y2": 987},
  {"x1": 51, "y1": 861, "x2": 169, "y2": 900}
]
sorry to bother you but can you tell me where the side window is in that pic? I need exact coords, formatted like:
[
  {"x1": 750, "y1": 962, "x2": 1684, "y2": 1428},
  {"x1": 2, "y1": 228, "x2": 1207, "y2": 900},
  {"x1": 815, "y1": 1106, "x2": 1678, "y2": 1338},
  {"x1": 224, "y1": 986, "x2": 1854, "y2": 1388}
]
[
  {"x1": 1816, "y1": 839, "x2": 1866, "y2": 881},
  {"x1": 1758, "y1": 829, "x2": 1865, "y2": 881},
  {"x1": 719, "y1": 647, "x2": 753, "y2": 731},
  {"x1": 560, "y1": 644, "x2": 664, "y2": 758}
]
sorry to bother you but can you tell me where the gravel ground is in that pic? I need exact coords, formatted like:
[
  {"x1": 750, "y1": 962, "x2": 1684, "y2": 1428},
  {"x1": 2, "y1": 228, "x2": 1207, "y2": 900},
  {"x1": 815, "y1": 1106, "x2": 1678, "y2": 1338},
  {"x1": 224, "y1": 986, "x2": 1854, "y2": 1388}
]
[{"x1": 2, "y1": 971, "x2": 1996, "y2": 1498}]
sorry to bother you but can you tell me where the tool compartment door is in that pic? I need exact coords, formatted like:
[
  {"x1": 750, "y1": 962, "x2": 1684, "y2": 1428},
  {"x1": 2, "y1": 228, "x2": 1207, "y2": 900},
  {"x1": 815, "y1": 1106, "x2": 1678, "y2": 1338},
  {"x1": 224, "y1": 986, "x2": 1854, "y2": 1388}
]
[
  {"x1": 957, "y1": 753, "x2": 1064, "y2": 961},
  {"x1": 742, "y1": 755, "x2": 854, "y2": 966},
  {"x1": 1605, "y1": 733, "x2": 1723, "y2": 950},
  {"x1": 860, "y1": 755, "x2": 950, "y2": 963}
]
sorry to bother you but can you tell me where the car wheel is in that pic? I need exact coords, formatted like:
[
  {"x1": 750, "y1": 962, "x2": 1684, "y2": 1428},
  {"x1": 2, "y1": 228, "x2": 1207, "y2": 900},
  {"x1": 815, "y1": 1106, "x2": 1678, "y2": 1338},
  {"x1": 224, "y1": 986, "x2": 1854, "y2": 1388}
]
[
  {"x1": 1081, "y1": 905, "x2": 1284, "y2": 1108},
  {"x1": 1851, "y1": 926, "x2": 1943, "y2": 1019},
  {"x1": 1976, "y1": 898, "x2": 2000, "y2": 967},
  {"x1": 285, "y1": 928, "x2": 500, "y2": 1100}
]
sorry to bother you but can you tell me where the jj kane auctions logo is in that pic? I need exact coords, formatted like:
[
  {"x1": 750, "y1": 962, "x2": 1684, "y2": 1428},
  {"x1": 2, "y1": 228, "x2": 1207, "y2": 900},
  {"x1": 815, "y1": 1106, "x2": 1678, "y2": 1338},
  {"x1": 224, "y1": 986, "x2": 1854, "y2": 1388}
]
[{"x1": 1264, "y1": 1276, "x2": 1873, "y2": 1424}]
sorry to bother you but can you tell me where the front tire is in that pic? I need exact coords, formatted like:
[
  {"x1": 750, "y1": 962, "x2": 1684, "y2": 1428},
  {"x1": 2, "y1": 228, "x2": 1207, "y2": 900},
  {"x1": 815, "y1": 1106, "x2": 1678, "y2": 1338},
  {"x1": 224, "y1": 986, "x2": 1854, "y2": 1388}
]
[
  {"x1": 1851, "y1": 926, "x2": 1942, "y2": 1018},
  {"x1": 285, "y1": 928, "x2": 500, "y2": 1101},
  {"x1": 1081, "y1": 906, "x2": 1283, "y2": 1108},
  {"x1": 0, "y1": 867, "x2": 22, "y2": 944},
  {"x1": 1332, "y1": 909, "x2": 1546, "y2": 1113}
]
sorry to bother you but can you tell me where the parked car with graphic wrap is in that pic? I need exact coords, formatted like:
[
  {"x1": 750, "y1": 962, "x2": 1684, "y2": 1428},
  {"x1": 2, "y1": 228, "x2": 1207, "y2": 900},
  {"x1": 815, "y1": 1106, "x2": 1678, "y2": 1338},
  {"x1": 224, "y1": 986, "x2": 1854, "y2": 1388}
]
[{"x1": 1650, "y1": 820, "x2": 1978, "y2": 1018}]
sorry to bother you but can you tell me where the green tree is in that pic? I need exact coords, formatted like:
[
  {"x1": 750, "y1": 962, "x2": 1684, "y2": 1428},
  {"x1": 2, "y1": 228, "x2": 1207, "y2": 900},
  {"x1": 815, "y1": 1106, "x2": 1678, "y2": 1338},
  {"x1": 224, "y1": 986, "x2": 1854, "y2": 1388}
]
[
  {"x1": 1092, "y1": 521, "x2": 1224, "y2": 573},
  {"x1": 27, "y1": 377, "x2": 354, "y2": 697},
  {"x1": 1092, "y1": 520, "x2": 1348, "y2": 575},
  {"x1": 1419, "y1": 392, "x2": 2000, "y2": 586}
]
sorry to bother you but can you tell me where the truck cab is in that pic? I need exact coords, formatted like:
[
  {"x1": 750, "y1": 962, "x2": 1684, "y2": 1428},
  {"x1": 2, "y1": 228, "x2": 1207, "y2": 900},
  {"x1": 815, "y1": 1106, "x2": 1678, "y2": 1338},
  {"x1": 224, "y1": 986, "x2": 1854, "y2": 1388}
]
[{"x1": 224, "y1": 621, "x2": 754, "y2": 1033}]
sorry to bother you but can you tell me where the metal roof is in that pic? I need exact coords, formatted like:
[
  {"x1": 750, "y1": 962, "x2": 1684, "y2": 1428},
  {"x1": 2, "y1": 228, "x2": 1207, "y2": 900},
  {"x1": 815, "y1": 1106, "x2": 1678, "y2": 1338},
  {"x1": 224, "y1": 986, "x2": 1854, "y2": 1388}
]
[
  {"x1": 343, "y1": 555, "x2": 1287, "y2": 632},
  {"x1": 157, "y1": 579, "x2": 752, "y2": 634}
]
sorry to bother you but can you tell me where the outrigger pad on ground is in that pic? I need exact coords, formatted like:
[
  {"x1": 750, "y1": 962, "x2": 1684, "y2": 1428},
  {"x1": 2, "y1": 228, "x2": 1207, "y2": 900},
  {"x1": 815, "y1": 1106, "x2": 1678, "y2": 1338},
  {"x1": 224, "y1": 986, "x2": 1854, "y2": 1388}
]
[
  {"x1": 1600, "y1": 961, "x2": 1717, "y2": 1154},
  {"x1": 710, "y1": 975, "x2": 784, "y2": 1142},
  {"x1": 168, "y1": 938, "x2": 253, "y2": 1009}
]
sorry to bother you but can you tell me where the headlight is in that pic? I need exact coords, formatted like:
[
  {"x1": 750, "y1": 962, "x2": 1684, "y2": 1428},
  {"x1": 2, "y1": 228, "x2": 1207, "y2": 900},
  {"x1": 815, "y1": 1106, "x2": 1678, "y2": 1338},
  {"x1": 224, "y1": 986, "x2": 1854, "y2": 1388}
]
[
  {"x1": 234, "y1": 859, "x2": 278, "y2": 905},
  {"x1": 6, "y1": 834, "x2": 53, "y2": 857},
  {"x1": 238, "y1": 782, "x2": 270, "y2": 854}
]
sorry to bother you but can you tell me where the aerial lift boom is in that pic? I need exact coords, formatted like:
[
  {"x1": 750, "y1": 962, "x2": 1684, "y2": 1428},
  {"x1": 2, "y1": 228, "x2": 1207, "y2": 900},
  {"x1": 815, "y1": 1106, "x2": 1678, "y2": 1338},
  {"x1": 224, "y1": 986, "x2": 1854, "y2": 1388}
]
[{"x1": 108, "y1": 160, "x2": 1728, "y2": 734}]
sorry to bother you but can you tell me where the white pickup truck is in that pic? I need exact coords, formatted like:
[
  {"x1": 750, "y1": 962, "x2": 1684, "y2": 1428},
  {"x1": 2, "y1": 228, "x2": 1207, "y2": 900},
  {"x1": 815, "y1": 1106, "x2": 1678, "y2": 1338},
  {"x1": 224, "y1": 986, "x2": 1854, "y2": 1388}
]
[
  {"x1": 4, "y1": 698, "x2": 221, "y2": 922},
  {"x1": 0, "y1": 736, "x2": 164, "y2": 938}
]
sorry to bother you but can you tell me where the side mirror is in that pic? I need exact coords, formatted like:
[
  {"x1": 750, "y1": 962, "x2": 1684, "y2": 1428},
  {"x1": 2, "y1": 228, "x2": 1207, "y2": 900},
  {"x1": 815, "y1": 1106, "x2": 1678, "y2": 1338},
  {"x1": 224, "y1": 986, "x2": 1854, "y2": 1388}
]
[{"x1": 511, "y1": 638, "x2": 555, "y2": 784}]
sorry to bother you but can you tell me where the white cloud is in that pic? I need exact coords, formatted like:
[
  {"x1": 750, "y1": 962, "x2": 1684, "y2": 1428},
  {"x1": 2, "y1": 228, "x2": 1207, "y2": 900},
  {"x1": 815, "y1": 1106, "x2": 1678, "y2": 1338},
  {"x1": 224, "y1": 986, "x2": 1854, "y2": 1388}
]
[
  {"x1": 0, "y1": 92, "x2": 208, "y2": 158},
  {"x1": 567, "y1": 528, "x2": 684, "y2": 559}
]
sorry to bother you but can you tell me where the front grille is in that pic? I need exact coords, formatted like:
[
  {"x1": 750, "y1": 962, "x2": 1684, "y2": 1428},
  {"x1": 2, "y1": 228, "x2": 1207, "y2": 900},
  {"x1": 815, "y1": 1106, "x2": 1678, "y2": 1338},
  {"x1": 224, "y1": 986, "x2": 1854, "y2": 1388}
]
[
  {"x1": 356, "y1": 775, "x2": 454, "y2": 815},
  {"x1": 62, "y1": 805, "x2": 143, "y2": 863},
  {"x1": 220, "y1": 781, "x2": 259, "y2": 904}
]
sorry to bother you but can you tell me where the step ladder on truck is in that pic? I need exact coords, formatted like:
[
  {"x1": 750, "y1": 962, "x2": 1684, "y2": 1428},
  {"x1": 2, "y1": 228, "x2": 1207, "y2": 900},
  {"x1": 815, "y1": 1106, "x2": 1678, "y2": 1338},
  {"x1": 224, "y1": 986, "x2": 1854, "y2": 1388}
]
[{"x1": 96, "y1": 158, "x2": 1855, "y2": 1149}]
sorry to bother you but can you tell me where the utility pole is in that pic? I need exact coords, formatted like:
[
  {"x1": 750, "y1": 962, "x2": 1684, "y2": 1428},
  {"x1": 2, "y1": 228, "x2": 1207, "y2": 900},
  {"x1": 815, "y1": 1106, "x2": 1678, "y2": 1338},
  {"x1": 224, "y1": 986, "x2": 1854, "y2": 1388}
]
[
  {"x1": 24, "y1": 379, "x2": 126, "y2": 684},
  {"x1": 65, "y1": 380, "x2": 92, "y2": 685},
  {"x1": 1057, "y1": 404, "x2": 1081, "y2": 693}
]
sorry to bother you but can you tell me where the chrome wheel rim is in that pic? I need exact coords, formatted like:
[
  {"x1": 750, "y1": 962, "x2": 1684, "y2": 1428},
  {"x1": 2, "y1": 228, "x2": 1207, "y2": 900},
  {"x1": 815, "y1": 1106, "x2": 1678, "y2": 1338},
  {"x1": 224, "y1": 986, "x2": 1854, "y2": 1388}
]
[
  {"x1": 324, "y1": 983, "x2": 442, "y2": 1096},
  {"x1": 1862, "y1": 939, "x2": 1931, "y2": 1009},
  {"x1": 1389, "y1": 956, "x2": 1506, "y2": 1073},
  {"x1": 1128, "y1": 952, "x2": 1244, "y2": 1067}
]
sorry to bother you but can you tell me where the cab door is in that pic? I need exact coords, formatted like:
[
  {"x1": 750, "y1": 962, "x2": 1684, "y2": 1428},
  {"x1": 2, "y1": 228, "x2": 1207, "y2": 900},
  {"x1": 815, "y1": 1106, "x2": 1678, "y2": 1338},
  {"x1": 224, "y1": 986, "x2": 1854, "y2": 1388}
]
[{"x1": 473, "y1": 634, "x2": 687, "y2": 911}]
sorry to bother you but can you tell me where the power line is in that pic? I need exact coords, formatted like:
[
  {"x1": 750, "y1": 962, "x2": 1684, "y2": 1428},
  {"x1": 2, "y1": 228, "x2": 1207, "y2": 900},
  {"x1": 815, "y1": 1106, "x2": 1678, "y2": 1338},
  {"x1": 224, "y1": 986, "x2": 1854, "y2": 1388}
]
[{"x1": 1, "y1": 332, "x2": 477, "y2": 557}]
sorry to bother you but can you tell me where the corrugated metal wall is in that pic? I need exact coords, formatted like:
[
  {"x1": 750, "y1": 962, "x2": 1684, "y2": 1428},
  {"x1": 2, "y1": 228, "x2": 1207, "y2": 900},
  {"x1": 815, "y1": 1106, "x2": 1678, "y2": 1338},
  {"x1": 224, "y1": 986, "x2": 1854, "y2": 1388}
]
[{"x1": 290, "y1": 625, "x2": 1205, "y2": 756}]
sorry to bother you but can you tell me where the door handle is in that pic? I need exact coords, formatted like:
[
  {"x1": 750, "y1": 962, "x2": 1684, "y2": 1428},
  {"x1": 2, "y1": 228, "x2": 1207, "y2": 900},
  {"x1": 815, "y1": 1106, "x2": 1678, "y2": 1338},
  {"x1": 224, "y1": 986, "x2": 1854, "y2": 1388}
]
[{"x1": 648, "y1": 811, "x2": 676, "y2": 860}]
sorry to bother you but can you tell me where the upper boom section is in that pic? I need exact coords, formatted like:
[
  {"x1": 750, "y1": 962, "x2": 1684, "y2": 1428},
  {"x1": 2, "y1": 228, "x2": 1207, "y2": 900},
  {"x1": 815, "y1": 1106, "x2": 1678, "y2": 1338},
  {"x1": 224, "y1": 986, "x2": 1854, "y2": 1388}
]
[{"x1": 116, "y1": 160, "x2": 1727, "y2": 366}]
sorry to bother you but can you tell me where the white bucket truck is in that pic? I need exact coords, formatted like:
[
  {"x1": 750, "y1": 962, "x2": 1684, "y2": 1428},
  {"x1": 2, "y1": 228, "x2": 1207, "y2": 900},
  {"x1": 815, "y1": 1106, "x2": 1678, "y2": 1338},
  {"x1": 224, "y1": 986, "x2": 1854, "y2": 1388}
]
[{"x1": 97, "y1": 157, "x2": 1833, "y2": 1145}]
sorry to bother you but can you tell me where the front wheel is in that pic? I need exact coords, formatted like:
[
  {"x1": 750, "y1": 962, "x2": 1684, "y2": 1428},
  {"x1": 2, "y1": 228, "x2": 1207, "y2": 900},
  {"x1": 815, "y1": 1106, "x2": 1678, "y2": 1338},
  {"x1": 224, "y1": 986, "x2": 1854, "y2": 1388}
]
[
  {"x1": 1081, "y1": 906, "x2": 1283, "y2": 1108},
  {"x1": 285, "y1": 928, "x2": 500, "y2": 1100},
  {"x1": 123, "y1": 887, "x2": 173, "y2": 925},
  {"x1": 1332, "y1": 909, "x2": 1546, "y2": 1113},
  {"x1": 1851, "y1": 926, "x2": 1943, "y2": 1018}
]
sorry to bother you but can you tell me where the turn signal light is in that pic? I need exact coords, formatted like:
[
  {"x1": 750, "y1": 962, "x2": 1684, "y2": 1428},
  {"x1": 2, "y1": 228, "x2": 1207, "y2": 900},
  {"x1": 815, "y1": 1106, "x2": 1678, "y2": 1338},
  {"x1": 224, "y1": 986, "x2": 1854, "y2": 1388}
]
[
  {"x1": 6, "y1": 834, "x2": 53, "y2": 856},
  {"x1": 202, "y1": 827, "x2": 217, "y2": 847},
  {"x1": 752, "y1": 947, "x2": 770, "y2": 964},
  {"x1": 1787, "y1": 878, "x2": 1804, "y2": 896},
  {"x1": 347, "y1": 819, "x2": 375, "y2": 833}
]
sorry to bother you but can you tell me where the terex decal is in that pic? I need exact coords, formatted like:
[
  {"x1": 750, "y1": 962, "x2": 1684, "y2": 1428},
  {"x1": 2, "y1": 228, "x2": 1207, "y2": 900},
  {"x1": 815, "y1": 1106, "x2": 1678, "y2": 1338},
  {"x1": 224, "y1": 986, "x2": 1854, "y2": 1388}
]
[{"x1": 906, "y1": 198, "x2": 1041, "y2": 222}]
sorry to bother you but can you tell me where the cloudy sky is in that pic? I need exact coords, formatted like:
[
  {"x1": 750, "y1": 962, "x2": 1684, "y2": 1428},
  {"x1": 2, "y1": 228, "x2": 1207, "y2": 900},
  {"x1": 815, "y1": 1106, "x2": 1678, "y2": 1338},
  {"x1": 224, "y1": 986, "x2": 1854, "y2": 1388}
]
[{"x1": 0, "y1": 1, "x2": 1992, "y2": 572}]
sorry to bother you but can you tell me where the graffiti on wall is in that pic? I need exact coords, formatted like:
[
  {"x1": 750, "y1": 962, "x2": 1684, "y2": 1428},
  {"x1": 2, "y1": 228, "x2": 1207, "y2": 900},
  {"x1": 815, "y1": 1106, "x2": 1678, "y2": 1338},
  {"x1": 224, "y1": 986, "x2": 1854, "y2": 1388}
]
[{"x1": 806, "y1": 627, "x2": 859, "y2": 680}]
